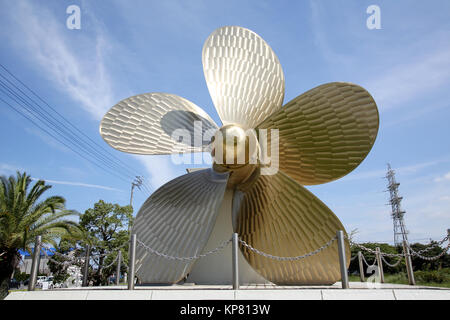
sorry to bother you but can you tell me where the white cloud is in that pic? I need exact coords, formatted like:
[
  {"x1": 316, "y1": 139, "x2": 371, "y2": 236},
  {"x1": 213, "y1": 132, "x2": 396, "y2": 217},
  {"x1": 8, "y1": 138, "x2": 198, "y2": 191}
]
[
  {"x1": 434, "y1": 172, "x2": 450, "y2": 182},
  {"x1": 1, "y1": 163, "x2": 122, "y2": 191},
  {"x1": 133, "y1": 155, "x2": 180, "y2": 191},
  {"x1": 30, "y1": 177, "x2": 123, "y2": 192},
  {"x1": 342, "y1": 157, "x2": 450, "y2": 182},
  {"x1": 0, "y1": 163, "x2": 23, "y2": 176},
  {"x1": 7, "y1": 1, "x2": 115, "y2": 120},
  {"x1": 365, "y1": 47, "x2": 450, "y2": 110},
  {"x1": 308, "y1": 0, "x2": 353, "y2": 67}
]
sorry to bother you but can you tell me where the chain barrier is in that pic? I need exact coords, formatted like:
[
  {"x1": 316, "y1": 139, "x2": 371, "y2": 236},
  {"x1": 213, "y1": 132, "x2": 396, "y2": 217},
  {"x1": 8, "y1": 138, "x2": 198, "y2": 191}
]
[
  {"x1": 360, "y1": 252, "x2": 377, "y2": 268},
  {"x1": 348, "y1": 233, "x2": 450, "y2": 261},
  {"x1": 407, "y1": 241, "x2": 450, "y2": 261},
  {"x1": 381, "y1": 255, "x2": 403, "y2": 267},
  {"x1": 41, "y1": 240, "x2": 129, "y2": 269},
  {"x1": 348, "y1": 240, "x2": 405, "y2": 258},
  {"x1": 136, "y1": 237, "x2": 232, "y2": 261},
  {"x1": 101, "y1": 254, "x2": 120, "y2": 269},
  {"x1": 42, "y1": 248, "x2": 84, "y2": 267},
  {"x1": 349, "y1": 255, "x2": 358, "y2": 262},
  {"x1": 408, "y1": 234, "x2": 449, "y2": 255},
  {"x1": 238, "y1": 236, "x2": 337, "y2": 261}
]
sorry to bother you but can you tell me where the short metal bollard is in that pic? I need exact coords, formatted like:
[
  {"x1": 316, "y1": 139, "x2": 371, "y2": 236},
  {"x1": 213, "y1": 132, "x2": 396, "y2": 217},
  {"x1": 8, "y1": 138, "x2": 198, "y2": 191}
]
[
  {"x1": 28, "y1": 236, "x2": 41, "y2": 291},
  {"x1": 232, "y1": 233, "x2": 239, "y2": 290},
  {"x1": 82, "y1": 245, "x2": 90, "y2": 287},
  {"x1": 128, "y1": 234, "x2": 137, "y2": 290},
  {"x1": 358, "y1": 251, "x2": 365, "y2": 282},
  {"x1": 116, "y1": 250, "x2": 121, "y2": 286},
  {"x1": 402, "y1": 240, "x2": 415, "y2": 285},
  {"x1": 336, "y1": 230, "x2": 349, "y2": 289},
  {"x1": 375, "y1": 247, "x2": 384, "y2": 283}
]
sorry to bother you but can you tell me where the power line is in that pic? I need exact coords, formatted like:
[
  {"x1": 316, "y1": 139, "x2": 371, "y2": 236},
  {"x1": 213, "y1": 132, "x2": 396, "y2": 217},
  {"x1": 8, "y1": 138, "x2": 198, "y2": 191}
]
[
  {"x1": 0, "y1": 82, "x2": 132, "y2": 182},
  {"x1": 0, "y1": 96, "x2": 130, "y2": 184},
  {"x1": 0, "y1": 64, "x2": 152, "y2": 195},
  {"x1": 0, "y1": 74, "x2": 135, "y2": 182},
  {"x1": 0, "y1": 64, "x2": 145, "y2": 181}
]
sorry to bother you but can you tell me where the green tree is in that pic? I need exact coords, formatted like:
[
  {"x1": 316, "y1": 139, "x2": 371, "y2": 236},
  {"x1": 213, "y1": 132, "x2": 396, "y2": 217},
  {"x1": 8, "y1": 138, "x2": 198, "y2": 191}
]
[
  {"x1": 0, "y1": 171, "x2": 80, "y2": 299},
  {"x1": 47, "y1": 237, "x2": 80, "y2": 285},
  {"x1": 79, "y1": 200, "x2": 132, "y2": 286}
]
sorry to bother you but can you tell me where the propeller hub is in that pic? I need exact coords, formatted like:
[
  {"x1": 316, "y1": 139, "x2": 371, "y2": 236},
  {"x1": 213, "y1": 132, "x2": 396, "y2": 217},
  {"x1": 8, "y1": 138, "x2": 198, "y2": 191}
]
[
  {"x1": 210, "y1": 124, "x2": 260, "y2": 188},
  {"x1": 211, "y1": 124, "x2": 259, "y2": 169}
]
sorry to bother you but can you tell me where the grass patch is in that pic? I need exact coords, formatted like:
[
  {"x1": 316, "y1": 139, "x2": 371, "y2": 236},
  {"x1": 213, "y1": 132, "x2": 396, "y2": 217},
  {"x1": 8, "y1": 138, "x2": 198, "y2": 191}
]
[{"x1": 349, "y1": 271, "x2": 450, "y2": 288}]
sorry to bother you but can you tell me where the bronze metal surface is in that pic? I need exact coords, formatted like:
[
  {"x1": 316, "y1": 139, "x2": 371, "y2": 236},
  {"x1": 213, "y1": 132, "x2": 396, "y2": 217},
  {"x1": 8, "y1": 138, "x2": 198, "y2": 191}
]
[
  {"x1": 234, "y1": 171, "x2": 351, "y2": 285},
  {"x1": 257, "y1": 82, "x2": 379, "y2": 185},
  {"x1": 202, "y1": 26, "x2": 285, "y2": 129},
  {"x1": 100, "y1": 92, "x2": 218, "y2": 155},
  {"x1": 132, "y1": 168, "x2": 229, "y2": 283},
  {"x1": 98, "y1": 26, "x2": 379, "y2": 285}
]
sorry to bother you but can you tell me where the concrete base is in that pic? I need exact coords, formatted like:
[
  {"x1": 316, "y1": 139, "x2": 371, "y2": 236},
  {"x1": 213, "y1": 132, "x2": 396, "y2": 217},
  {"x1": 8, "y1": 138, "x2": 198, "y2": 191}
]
[{"x1": 6, "y1": 282, "x2": 450, "y2": 300}]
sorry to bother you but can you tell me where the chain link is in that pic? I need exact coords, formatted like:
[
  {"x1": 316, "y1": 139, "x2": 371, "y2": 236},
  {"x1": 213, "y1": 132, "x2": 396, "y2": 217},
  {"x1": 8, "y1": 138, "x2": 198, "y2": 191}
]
[
  {"x1": 348, "y1": 240, "x2": 405, "y2": 258},
  {"x1": 42, "y1": 248, "x2": 84, "y2": 267},
  {"x1": 360, "y1": 252, "x2": 377, "y2": 268},
  {"x1": 101, "y1": 254, "x2": 120, "y2": 269},
  {"x1": 381, "y1": 255, "x2": 403, "y2": 267},
  {"x1": 407, "y1": 241, "x2": 450, "y2": 261},
  {"x1": 348, "y1": 233, "x2": 450, "y2": 259},
  {"x1": 411, "y1": 235, "x2": 449, "y2": 254},
  {"x1": 238, "y1": 236, "x2": 337, "y2": 261},
  {"x1": 136, "y1": 237, "x2": 232, "y2": 261}
]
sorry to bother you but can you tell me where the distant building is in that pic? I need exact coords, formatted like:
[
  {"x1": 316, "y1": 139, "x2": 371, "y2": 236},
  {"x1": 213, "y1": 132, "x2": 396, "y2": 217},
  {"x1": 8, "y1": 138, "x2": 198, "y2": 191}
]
[{"x1": 18, "y1": 249, "x2": 54, "y2": 275}]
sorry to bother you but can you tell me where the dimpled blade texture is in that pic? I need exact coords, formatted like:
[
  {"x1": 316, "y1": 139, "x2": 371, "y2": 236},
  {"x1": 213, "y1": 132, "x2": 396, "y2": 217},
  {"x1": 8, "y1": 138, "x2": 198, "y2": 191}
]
[
  {"x1": 132, "y1": 169, "x2": 229, "y2": 283},
  {"x1": 202, "y1": 26, "x2": 285, "y2": 129},
  {"x1": 100, "y1": 93, "x2": 218, "y2": 155},
  {"x1": 236, "y1": 171, "x2": 350, "y2": 285},
  {"x1": 257, "y1": 82, "x2": 379, "y2": 185}
]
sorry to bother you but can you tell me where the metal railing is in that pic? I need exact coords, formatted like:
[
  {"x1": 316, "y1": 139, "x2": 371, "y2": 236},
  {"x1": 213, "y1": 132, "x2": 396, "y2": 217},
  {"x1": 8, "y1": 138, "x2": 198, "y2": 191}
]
[{"x1": 26, "y1": 229, "x2": 450, "y2": 291}]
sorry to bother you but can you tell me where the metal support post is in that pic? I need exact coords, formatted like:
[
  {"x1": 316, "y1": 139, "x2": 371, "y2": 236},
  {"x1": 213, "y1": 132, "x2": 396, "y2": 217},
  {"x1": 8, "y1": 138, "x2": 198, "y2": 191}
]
[
  {"x1": 128, "y1": 234, "x2": 137, "y2": 290},
  {"x1": 232, "y1": 233, "x2": 239, "y2": 290},
  {"x1": 375, "y1": 247, "x2": 384, "y2": 283},
  {"x1": 358, "y1": 251, "x2": 365, "y2": 282},
  {"x1": 337, "y1": 230, "x2": 349, "y2": 289},
  {"x1": 28, "y1": 236, "x2": 41, "y2": 291},
  {"x1": 402, "y1": 240, "x2": 415, "y2": 285},
  {"x1": 116, "y1": 250, "x2": 121, "y2": 285},
  {"x1": 82, "y1": 245, "x2": 90, "y2": 287}
]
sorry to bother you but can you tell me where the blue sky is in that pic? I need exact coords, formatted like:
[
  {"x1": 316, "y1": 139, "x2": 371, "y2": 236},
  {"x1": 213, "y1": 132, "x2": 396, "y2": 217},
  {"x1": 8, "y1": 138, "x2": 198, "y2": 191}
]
[{"x1": 0, "y1": 0, "x2": 449, "y2": 244}]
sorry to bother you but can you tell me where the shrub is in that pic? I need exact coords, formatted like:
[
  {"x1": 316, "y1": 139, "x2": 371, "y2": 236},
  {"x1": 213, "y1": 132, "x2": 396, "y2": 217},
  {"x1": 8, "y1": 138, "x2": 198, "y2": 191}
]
[{"x1": 414, "y1": 269, "x2": 450, "y2": 284}]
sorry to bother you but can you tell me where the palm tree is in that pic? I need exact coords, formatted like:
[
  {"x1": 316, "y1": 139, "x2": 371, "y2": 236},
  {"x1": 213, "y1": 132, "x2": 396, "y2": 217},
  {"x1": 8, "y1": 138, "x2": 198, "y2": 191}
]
[{"x1": 0, "y1": 171, "x2": 80, "y2": 299}]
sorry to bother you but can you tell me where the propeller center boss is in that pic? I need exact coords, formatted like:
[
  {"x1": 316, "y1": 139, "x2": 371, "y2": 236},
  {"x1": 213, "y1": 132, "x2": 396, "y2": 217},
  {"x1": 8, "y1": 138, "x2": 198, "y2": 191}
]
[{"x1": 211, "y1": 124, "x2": 259, "y2": 186}]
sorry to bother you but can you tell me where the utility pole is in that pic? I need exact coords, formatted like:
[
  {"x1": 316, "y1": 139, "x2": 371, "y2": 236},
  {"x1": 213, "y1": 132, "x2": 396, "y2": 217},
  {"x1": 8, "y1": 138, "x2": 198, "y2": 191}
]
[
  {"x1": 129, "y1": 176, "x2": 143, "y2": 232},
  {"x1": 130, "y1": 176, "x2": 143, "y2": 207}
]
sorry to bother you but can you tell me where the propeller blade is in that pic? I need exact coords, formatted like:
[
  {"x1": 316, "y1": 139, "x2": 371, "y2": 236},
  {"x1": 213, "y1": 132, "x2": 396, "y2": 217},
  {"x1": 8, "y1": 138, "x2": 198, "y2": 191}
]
[
  {"x1": 100, "y1": 93, "x2": 218, "y2": 155},
  {"x1": 202, "y1": 26, "x2": 285, "y2": 129},
  {"x1": 257, "y1": 82, "x2": 379, "y2": 185},
  {"x1": 234, "y1": 171, "x2": 350, "y2": 285},
  {"x1": 132, "y1": 168, "x2": 229, "y2": 284}
]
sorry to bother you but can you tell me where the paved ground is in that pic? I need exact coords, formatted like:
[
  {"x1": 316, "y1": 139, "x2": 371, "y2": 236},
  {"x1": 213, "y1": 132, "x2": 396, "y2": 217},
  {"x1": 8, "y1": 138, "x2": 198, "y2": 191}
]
[{"x1": 6, "y1": 282, "x2": 450, "y2": 300}]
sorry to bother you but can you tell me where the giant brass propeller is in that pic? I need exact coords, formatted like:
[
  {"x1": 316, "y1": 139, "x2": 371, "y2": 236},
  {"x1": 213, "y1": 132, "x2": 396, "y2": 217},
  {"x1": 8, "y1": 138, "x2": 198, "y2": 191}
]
[{"x1": 99, "y1": 25, "x2": 379, "y2": 284}]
